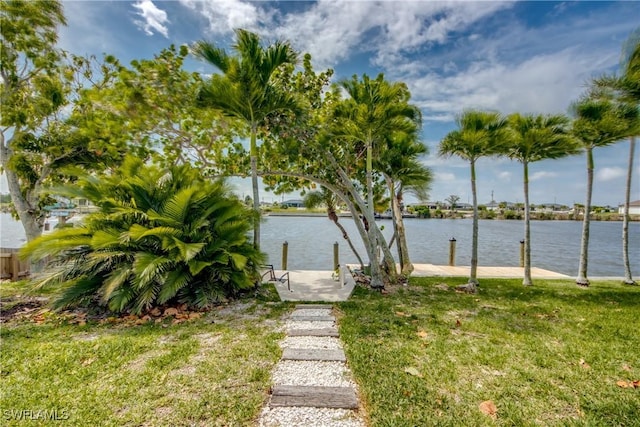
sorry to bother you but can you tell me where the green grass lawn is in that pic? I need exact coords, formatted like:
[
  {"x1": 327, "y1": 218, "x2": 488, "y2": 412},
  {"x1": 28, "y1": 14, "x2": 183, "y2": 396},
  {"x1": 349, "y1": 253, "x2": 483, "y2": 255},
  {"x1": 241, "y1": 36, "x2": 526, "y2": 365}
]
[
  {"x1": 0, "y1": 284, "x2": 291, "y2": 427},
  {"x1": 337, "y1": 278, "x2": 640, "y2": 427},
  {"x1": 3, "y1": 278, "x2": 639, "y2": 426}
]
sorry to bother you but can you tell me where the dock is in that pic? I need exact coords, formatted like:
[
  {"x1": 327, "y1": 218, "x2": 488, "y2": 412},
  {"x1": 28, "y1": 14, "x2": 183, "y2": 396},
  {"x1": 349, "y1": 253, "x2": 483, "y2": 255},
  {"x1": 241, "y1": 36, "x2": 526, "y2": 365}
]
[{"x1": 271, "y1": 264, "x2": 572, "y2": 302}]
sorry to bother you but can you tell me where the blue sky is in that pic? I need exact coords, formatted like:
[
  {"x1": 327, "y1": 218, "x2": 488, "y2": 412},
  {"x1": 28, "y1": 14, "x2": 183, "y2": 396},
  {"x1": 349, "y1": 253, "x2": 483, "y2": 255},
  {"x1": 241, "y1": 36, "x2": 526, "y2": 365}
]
[{"x1": 4, "y1": 0, "x2": 638, "y2": 207}]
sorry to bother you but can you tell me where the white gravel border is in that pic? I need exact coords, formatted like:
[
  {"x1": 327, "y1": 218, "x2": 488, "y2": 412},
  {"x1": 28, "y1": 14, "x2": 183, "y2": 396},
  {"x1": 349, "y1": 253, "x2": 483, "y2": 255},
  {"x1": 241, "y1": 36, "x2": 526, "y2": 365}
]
[
  {"x1": 290, "y1": 309, "x2": 333, "y2": 317},
  {"x1": 271, "y1": 360, "x2": 355, "y2": 387},
  {"x1": 280, "y1": 336, "x2": 342, "y2": 350},
  {"x1": 286, "y1": 320, "x2": 335, "y2": 330},
  {"x1": 258, "y1": 407, "x2": 365, "y2": 427}
]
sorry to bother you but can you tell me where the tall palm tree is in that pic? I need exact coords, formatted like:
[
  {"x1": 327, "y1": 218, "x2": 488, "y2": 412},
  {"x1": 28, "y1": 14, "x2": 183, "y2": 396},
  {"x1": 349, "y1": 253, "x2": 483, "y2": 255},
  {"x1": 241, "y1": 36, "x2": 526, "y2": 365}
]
[
  {"x1": 505, "y1": 113, "x2": 579, "y2": 286},
  {"x1": 595, "y1": 36, "x2": 640, "y2": 285},
  {"x1": 439, "y1": 110, "x2": 507, "y2": 292},
  {"x1": 332, "y1": 74, "x2": 421, "y2": 287},
  {"x1": 377, "y1": 133, "x2": 432, "y2": 275},
  {"x1": 21, "y1": 157, "x2": 263, "y2": 313},
  {"x1": 191, "y1": 29, "x2": 299, "y2": 250},
  {"x1": 571, "y1": 95, "x2": 639, "y2": 286},
  {"x1": 303, "y1": 188, "x2": 365, "y2": 269}
]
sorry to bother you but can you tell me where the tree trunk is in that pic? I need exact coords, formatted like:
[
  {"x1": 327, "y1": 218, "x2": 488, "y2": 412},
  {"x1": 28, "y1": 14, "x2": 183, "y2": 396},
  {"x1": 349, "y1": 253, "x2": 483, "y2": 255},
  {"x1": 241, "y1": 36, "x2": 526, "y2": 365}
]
[
  {"x1": 364, "y1": 139, "x2": 384, "y2": 288},
  {"x1": 622, "y1": 136, "x2": 636, "y2": 285},
  {"x1": 0, "y1": 136, "x2": 44, "y2": 243},
  {"x1": 387, "y1": 176, "x2": 412, "y2": 275},
  {"x1": 522, "y1": 161, "x2": 532, "y2": 286},
  {"x1": 250, "y1": 124, "x2": 260, "y2": 250},
  {"x1": 326, "y1": 149, "x2": 394, "y2": 288},
  {"x1": 468, "y1": 159, "x2": 479, "y2": 291},
  {"x1": 576, "y1": 147, "x2": 593, "y2": 286},
  {"x1": 329, "y1": 209, "x2": 365, "y2": 269}
]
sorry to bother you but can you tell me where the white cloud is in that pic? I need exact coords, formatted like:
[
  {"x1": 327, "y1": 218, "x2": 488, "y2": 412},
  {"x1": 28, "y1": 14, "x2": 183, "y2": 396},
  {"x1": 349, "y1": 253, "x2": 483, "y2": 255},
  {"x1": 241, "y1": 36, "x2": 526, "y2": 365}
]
[
  {"x1": 179, "y1": 0, "x2": 271, "y2": 36},
  {"x1": 597, "y1": 167, "x2": 625, "y2": 182},
  {"x1": 498, "y1": 171, "x2": 512, "y2": 180},
  {"x1": 133, "y1": 0, "x2": 170, "y2": 38},
  {"x1": 434, "y1": 172, "x2": 456, "y2": 182},
  {"x1": 178, "y1": 0, "x2": 513, "y2": 70},
  {"x1": 530, "y1": 171, "x2": 559, "y2": 181},
  {"x1": 409, "y1": 46, "x2": 618, "y2": 123}
]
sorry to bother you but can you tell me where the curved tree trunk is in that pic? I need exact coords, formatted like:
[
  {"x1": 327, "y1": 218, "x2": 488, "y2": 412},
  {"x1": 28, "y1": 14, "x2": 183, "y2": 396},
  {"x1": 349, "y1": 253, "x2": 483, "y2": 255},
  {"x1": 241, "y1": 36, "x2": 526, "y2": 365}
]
[
  {"x1": 326, "y1": 149, "x2": 394, "y2": 288},
  {"x1": 622, "y1": 136, "x2": 636, "y2": 285},
  {"x1": 468, "y1": 159, "x2": 479, "y2": 291},
  {"x1": 328, "y1": 209, "x2": 365, "y2": 269},
  {"x1": 0, "y1": 136, "x2": 45, "y2": 243},
  {"x1": 386, "y1": 176, "x2": 412, "y2": 275},
  {"x1": 576, "y1": 147, "x2": 593, "y2": 286},
  {"x1": 522, "y1": 160, "x2": 532, "y2": 286},
  {"x1": 250, "y1": 124, "x2": 261, "y2": 250}
]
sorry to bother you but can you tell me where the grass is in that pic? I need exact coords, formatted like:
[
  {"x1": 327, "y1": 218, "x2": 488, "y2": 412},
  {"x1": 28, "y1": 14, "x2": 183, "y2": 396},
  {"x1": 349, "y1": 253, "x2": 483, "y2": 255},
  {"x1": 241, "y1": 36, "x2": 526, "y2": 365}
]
[
  {"x1": 0, "y1": 283, "x2": 292, "y2": 427},
  {"x1": 337, "y1": 278, "x2": 640, "y2": 427}
]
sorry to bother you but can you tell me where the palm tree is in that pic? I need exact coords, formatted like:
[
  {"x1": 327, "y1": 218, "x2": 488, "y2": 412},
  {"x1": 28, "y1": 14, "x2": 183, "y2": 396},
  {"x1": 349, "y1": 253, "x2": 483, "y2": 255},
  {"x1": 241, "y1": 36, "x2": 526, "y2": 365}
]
[
  {"x1": 439, "y1": 110, "x2": 507, "y2": 292},
  {"x1": 505, "y1": 113, "x2": 579, "y2": 286},
  {"x1": 571, "y1": 94, "x2": 639, "y2": 286},
  {"x1": 303, "y1": 188, "x2": 365, "y2": 269},
  {"x1": 377, "y1": 134, "x2": 432, "y2": 275},
  {"x1": 332, "y1": 74, "x2": 421, "y2": 287},
  {"x1": 445, "y1": 195, "x2": 460, "y2": 214},
  {"x1": 191, "y1": 29, "x2": 299, "y2": 250},
  {"x1": 21, "y1": 157, "x2": 263, "y2": 313},
  {"x1": 595, "y1": 36, "x2": 640, "y2": 285}
]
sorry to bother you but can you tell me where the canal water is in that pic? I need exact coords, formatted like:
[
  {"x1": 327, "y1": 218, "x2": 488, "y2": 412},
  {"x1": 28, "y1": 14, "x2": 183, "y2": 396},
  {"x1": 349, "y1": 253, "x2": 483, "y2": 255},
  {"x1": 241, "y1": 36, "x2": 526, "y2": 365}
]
[{"x1": 2, "y1": 213, "x2": 639, "y2": 277}]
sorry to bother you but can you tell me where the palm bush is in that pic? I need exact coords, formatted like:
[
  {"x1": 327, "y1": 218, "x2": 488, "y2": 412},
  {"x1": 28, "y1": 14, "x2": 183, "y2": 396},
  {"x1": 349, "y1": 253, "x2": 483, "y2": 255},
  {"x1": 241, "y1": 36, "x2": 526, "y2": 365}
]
[{"x1": 21, "y1": 157, "x2": 263, "y2": 313}]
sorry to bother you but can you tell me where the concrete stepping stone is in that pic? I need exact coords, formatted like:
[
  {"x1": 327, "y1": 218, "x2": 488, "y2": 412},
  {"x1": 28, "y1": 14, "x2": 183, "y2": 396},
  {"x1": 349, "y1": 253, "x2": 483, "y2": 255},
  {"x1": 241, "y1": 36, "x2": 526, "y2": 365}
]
[
  {"x1": 289, "y1": 315, "x2": 335, "y2": 321},
  {"x1": 270, "y1": 385, "x2": 358, "y2": 409},
  {"x1": 288, "y1": 328, "x2": 339, "y2": 337},
  {"x1": 295, "y1": 304, "x2": 333, "y2": 310},
  {"x1": 282, "y1": 348, "x2": 346, "y2": 362}
]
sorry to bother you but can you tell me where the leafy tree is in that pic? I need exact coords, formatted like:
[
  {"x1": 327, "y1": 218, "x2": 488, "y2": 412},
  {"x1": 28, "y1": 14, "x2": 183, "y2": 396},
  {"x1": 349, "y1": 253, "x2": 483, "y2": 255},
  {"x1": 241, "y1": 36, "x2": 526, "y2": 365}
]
[
  {"x1": 439, "y1": 110, "x2": 507, "y2": 292},
  {"x1": 571, "y1": 93, "x2": 639, "y2": 286},
  {"x1": 91, "y1": 45, "x2": 239, "y2": 174},
  {"x1": 332, "y1": 74, "x2": 421, "y2": 286},
  {"x1": 1, "y1": 1, "x2": 127, "y2": 244},
  {"x1": 21, "y1": 157, "x2": 263, "y2": 313},
  {"x1": 1, "y1": 0, "x2": 66, "y2": 241},
  {"x1": 260, "y1": 62, "x2": 419, "y2": 288},
  {"x1": 505, "y1": 113, "x2": 579, "y2": 286},
  {"x1": 303, "y1": 188, "x2": 365, "y2": 268},
  {"x1": 192, "y1": 29, "x2": 299, "y2": 250}
]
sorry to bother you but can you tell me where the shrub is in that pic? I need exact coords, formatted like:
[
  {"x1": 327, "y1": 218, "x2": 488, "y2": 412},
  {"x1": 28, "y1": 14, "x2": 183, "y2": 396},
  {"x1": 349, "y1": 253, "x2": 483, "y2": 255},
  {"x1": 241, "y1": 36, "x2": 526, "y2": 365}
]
[{"x1": 22, "y1": 157, "x2": 263, "y2": 314}]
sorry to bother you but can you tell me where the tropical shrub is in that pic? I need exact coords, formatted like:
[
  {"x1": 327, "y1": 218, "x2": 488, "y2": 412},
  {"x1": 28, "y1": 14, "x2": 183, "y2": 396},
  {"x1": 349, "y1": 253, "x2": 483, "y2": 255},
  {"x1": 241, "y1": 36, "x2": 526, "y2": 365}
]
[{"x1": 21, "y1": 157, "x2": 263, "y2": 313}]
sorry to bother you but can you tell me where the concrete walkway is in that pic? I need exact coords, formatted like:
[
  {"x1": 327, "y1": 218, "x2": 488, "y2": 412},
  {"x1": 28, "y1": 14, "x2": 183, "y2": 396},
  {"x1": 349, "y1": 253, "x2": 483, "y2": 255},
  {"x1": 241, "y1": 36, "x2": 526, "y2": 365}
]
[
  {"x1": 272, "y1": 268, "x2": 357, "y2": 302},
  {"x1": 410, "y1": 264, "x2": 571, "y2": 279},
  {"x1": 271, "y1": 264, "x2": 578, "y2": 302}
]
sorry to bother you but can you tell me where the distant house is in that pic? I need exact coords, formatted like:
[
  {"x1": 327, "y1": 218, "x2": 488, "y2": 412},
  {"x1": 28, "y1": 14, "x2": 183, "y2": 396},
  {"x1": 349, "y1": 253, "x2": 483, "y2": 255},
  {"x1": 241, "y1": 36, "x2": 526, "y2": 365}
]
[
  {"x1": 538, "y1": 203, "x2": 568, "y2": 213},
  {"x1": 281, "y1": 199, "x2": 305, "y2": 208},
  {"x1": 618, "y1": 200, "x2": 640, "y2": 215},
  {"x1": 485, "y1": 201, "x2": 500, "y2": 211}
]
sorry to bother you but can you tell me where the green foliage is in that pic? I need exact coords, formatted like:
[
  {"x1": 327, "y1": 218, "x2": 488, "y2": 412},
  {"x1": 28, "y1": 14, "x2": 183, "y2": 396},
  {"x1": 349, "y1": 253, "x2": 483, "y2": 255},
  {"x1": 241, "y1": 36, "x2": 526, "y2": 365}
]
[
  {"x1": 411, "y1": 205, "x2": 431, "y2": 218},
  {"x1": 21, "y1": 157, "x2": 263, "y2": 313},
  {"x1": 502, "y1": 209, "x2": 521, "y2": 220},
  {"x1": 572, "y1": 95, "x2": 638, "y2": 149}
]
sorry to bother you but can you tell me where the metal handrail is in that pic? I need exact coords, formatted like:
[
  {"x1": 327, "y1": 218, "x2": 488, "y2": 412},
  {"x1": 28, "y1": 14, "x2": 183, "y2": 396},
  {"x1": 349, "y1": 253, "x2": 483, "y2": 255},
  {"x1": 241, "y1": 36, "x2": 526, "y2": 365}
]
[{"x1": 278, "y1": 271, "x2": 291, "y2": 292}]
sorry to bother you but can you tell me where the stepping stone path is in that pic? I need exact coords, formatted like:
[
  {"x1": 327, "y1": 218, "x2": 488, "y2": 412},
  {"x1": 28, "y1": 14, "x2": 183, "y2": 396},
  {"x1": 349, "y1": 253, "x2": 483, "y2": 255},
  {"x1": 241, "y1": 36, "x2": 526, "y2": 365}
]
[{"x1": 258, "y1": 304, "x2": 366, "y2": 427}]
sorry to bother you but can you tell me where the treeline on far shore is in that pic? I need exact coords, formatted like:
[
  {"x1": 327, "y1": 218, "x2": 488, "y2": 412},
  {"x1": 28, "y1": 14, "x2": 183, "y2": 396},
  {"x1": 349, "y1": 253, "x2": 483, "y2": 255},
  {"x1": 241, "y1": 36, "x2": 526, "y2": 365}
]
[{"x1": 409, "y1": 205, "x2": 639, "y2": 221}]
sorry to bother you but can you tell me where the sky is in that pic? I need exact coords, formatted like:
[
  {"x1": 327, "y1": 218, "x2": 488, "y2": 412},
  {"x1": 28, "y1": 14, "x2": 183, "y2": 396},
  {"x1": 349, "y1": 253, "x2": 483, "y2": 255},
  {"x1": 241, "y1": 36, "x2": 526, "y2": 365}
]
[{"x1": 3, "y1": 0, "x2": 639, "y2": 207}]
